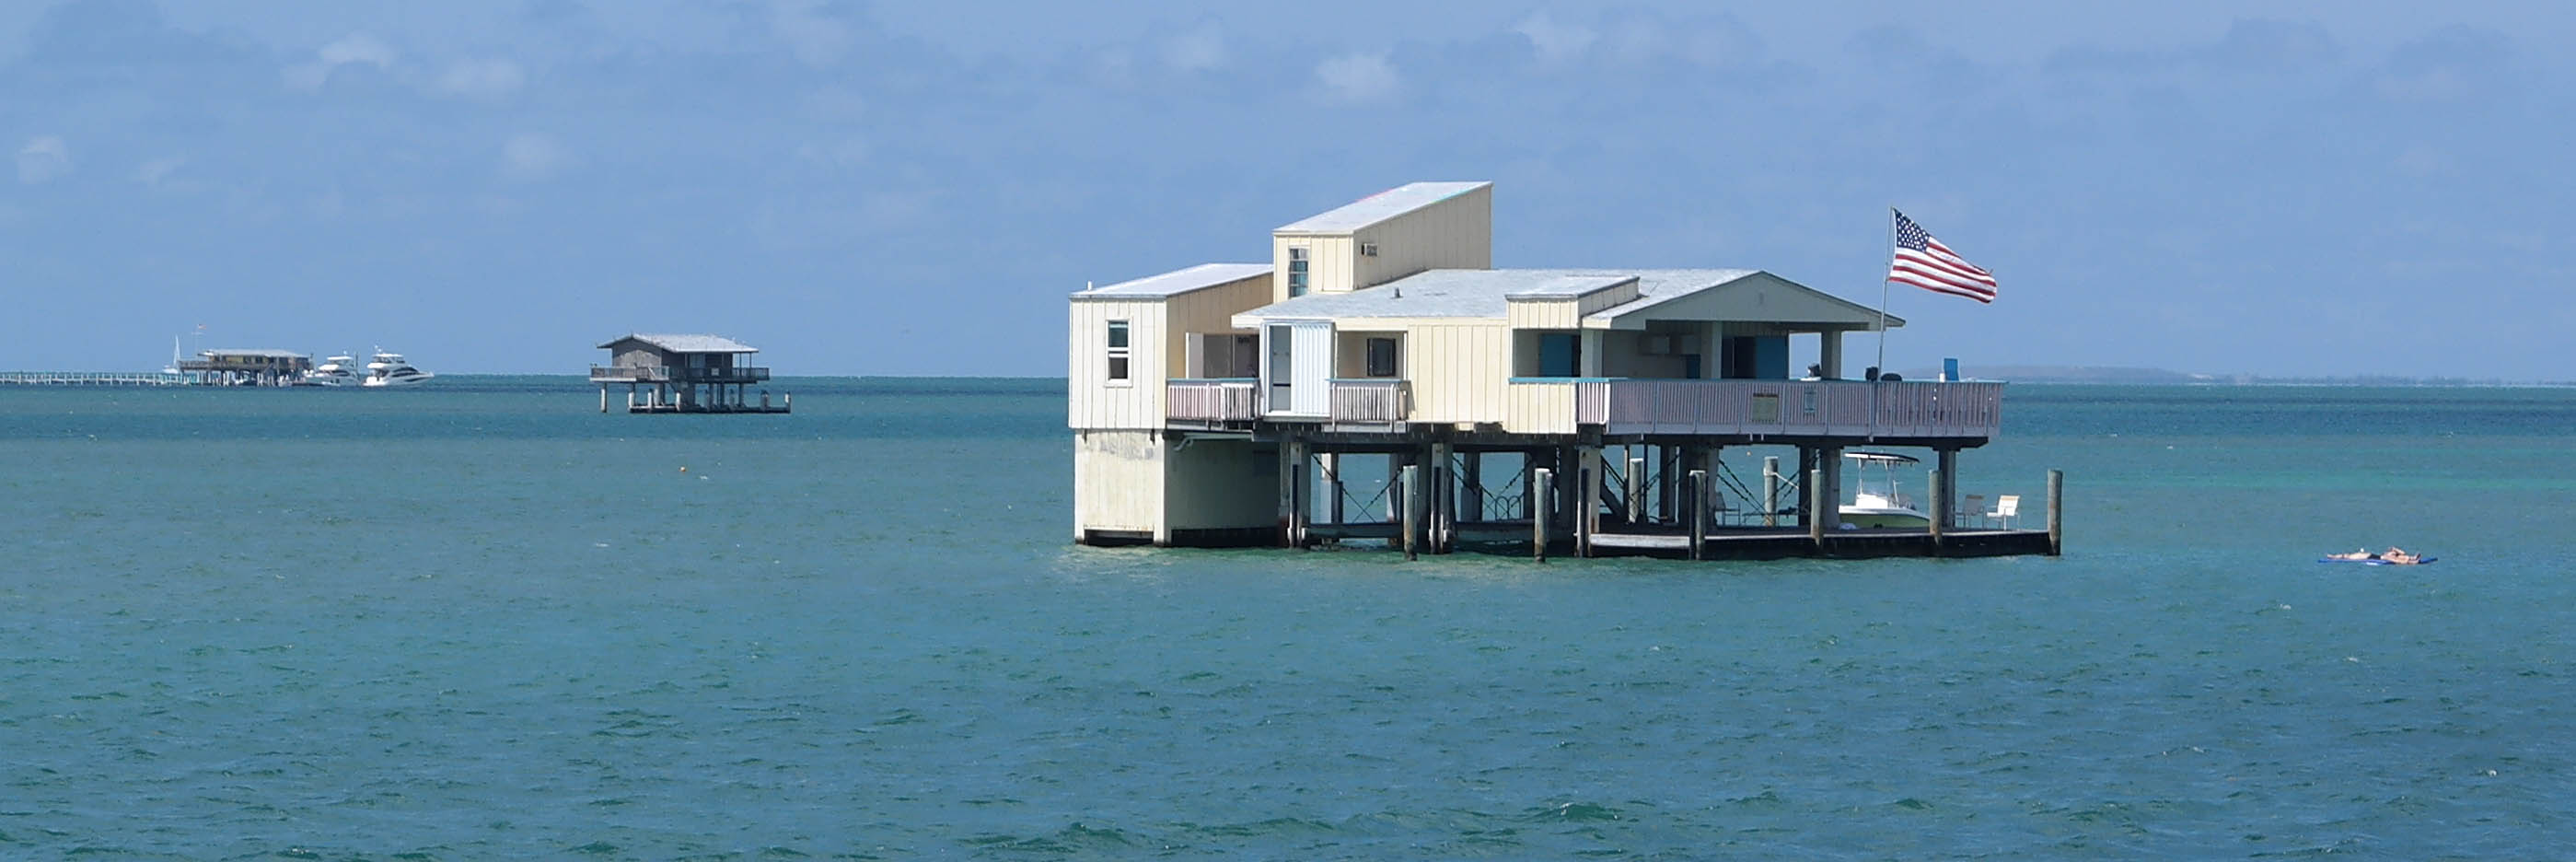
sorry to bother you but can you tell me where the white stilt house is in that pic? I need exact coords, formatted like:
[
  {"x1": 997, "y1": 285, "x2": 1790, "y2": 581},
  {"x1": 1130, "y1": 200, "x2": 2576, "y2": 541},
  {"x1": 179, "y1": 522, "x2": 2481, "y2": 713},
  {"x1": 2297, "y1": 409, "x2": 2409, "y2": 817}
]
[{"x1": 1068, "y1": 182, "x2": 2011, "y2": 555}]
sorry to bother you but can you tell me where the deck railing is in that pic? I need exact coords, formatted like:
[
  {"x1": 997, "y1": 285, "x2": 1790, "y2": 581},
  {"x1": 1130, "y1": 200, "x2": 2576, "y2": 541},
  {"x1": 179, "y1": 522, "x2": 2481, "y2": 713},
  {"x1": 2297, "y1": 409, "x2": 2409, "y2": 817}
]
[
  {"x1": 1329, "y1": 379, "x2": 1410, "y2": 425},
  {"x1": 1166, "y1": 379, "x2": 1259, "y2": 423},
  {"x1": 1594, "y1": 379, "x2": 2002, "y2": 438},
  {"x1": 591, "y1": 366, "x2": 772, "y2": 383}
]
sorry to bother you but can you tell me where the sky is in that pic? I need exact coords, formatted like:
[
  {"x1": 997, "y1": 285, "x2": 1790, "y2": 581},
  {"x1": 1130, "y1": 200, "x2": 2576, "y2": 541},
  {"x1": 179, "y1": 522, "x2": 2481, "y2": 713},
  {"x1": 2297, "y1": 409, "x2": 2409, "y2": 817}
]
[{"x1": 1, "y1": 0, "x2": 2569, "y2": 377}]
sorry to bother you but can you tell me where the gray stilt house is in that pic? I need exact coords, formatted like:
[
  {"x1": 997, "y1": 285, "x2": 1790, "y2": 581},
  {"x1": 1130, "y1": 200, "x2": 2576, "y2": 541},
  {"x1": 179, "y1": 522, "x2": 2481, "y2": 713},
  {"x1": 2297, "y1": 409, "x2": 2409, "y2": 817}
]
[{"x1": 591, "y1": 333, "x2": 789, "y2": 414}]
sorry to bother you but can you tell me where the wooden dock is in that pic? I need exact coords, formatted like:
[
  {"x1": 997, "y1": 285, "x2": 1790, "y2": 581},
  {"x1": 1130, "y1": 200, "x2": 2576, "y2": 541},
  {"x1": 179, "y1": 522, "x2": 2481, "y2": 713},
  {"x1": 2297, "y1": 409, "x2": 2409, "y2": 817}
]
[
  {"x1": 0, "y1": 371, "x2": 191, "y2": 387},
  {"x1": 1305, "y1": 522, "x2": 2055, "y2": 560}
]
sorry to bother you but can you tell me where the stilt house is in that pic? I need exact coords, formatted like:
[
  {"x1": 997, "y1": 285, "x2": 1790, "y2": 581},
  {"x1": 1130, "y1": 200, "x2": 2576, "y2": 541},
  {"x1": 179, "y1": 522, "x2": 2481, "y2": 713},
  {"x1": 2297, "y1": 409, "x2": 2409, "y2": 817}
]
[
  {"x1": 1068, "y1": 182, "x2": 2010, "y2": 554},
  {"x1": 592, "y1": 333, "x2": 788, "y2": 414}
]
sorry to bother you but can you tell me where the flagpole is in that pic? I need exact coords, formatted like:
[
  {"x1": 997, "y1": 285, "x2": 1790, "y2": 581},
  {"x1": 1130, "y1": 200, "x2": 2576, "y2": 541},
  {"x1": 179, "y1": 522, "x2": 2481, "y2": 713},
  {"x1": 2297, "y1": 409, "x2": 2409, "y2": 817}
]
[{"x1": 1875, "y1": 208, "x2": 1892, "y2": 379}]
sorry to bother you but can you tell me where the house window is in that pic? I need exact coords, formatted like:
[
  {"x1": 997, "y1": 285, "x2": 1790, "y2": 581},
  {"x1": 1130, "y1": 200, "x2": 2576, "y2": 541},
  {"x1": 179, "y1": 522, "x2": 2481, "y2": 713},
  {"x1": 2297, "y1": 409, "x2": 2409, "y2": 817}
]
[
  {"x1": 1106, "y1": 320, "x2": 1131, "y2": 382},
  {"x1": 1287, "y1": 247, "x2": 1309, "y2": 297},
  {"x1": 1365, "y1": 337, "x2": 1398, "y2": 378}
]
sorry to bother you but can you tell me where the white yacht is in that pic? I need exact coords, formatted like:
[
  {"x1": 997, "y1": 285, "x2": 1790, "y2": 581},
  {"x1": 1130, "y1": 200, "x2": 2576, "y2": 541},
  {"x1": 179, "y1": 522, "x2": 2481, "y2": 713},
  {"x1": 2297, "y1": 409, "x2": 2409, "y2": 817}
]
[
  {"x1": 302, "y1": 354, "x2": 362, "y2": 387},
  {"x1": 362, "y1": 350, "x2": 435, "y2": 387},
  {"x1": 1838, "y1": 451, "x2": 1931, "y2": 529}
]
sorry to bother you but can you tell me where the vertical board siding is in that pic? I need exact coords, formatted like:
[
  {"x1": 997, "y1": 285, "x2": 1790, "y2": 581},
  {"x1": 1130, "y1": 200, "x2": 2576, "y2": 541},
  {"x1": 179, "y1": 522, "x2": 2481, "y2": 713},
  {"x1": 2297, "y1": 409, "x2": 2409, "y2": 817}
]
[
  {"x1": 1406, "y1": 322, "x2": 1509, "y2": 425},
  {"x1": 1066, "y1": 299, "x2": 1165, "y2": 430},
  {"x1": 1352, "y1": 185, "x2": 1492, "y2": 290}
]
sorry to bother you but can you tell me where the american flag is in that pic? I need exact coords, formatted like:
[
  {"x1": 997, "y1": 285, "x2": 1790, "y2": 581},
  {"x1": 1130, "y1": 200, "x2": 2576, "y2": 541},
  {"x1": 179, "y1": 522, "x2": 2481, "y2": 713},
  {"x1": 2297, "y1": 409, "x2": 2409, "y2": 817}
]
[{"x1": 1886, "y1": 210, "x2": 1996, "y2": 303}]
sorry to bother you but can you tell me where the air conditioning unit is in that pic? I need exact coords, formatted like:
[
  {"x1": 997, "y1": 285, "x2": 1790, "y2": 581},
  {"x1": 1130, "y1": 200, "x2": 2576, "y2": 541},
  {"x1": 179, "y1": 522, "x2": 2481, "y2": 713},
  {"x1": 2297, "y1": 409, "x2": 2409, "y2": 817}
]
[{"x1": 1359, "y1": 242, "x2": 1378, "y2": 256}]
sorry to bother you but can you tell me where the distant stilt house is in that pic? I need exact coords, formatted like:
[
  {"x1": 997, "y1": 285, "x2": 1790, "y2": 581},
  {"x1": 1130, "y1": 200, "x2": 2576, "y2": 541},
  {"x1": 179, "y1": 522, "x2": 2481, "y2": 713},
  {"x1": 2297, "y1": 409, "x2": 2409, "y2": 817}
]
[
  {"x1": 591, "y1": 333, "x2": 788, "y2": 414},
  {"x1": 177, "y1": 349, "x2": 312, "y2": 387}
]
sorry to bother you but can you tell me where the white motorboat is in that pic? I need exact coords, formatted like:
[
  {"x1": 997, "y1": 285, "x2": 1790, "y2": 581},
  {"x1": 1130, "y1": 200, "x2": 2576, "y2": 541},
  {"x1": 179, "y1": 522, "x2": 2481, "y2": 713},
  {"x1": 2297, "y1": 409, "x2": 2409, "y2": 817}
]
[
  {"x1": 302, "y1": 355, "x2": 362, "y2": 387},
  {"x1": 362, "y1": 350, "x2": 435, "y2": 387},
  {"x1": 1838, "y1": 451, "x2": 1930, "y2": 528}
]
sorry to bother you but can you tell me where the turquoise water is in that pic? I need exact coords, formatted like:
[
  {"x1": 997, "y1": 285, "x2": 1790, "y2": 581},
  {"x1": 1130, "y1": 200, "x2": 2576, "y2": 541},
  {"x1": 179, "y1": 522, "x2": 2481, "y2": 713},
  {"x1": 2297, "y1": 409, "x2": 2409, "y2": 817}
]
[{"x1": 4, "y1": 379, "x2": 2571, "y2": 858}]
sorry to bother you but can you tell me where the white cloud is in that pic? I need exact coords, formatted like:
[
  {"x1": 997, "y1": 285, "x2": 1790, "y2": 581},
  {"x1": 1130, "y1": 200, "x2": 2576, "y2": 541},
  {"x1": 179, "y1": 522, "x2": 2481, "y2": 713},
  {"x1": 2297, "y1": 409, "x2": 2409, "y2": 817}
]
[
  {"x1": 17, "y1": 136, "x2": 71, "y2": 184},
  {"x1": 1166, "y1": 25, "x2": 1224, "y2": 72},
  {"x1": 771, "y1": 0, "x2": 855, "y2": 67},
  {"x1": 436, "y1": 58, "x2": 526, "y2": 99},
  {"x1": 502, "y1": 133, "x2": 569, "y2": 181},
  {"x1": 1515, "y1": 13, "x2": 1595, "y2": 63},
  {"x1": 285, "y1": 32, "x2": 398, "y2": 90},
  {"x1": 1315, "y1": 52, "x2": 1398, "y2": 103},
  {"x1": 133, "y1": 156, "x2": 187, "y2": 187}
]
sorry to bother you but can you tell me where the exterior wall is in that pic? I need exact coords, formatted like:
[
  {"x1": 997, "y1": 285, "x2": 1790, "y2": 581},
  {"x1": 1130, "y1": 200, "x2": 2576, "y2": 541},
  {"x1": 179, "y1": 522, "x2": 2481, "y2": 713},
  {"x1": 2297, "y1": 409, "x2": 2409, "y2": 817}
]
[
  {"x1": 1505, "y1": 298, "x2": 1579, "y2": 329},
  {"x1": 1332, "y1": 330, "x2": 1404, "y2": 379},
  {"x1": 1351, "y1": 184, "x2": 1491, "y2": 290},
  {"x1": 1068, "y1": 299, "x2": 1168, "y2": 430},
  {"x1": 1161, "y1": 274, "x2": 1271, "y2": 376},
  {"x1": 1505, "y1": 380, "x2": 1578, "y2": 434},
  {"x1": 1164, "y1": 438, "x2": 1280, "y2": 532},
  {"x1": 612, "y1": 345, "x2": 667, "y2": 368},
  {"x1": 1272, "y1": 184, "x2": 1491, "y2": 304},
  {"x1": 1271, "y1": 236, "x2": 1356, "y2": 303},
  {"x1": 1400, "y1": 321, "x2": 1511, "y2": 425},
  {"x1": 1073, "y1": 429, "x2": 1165, "y2": 536}
]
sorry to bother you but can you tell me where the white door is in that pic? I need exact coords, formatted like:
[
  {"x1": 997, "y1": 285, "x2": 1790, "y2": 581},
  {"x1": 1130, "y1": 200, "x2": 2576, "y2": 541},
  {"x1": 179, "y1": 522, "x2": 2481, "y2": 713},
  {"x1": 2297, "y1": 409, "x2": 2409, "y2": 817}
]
[
  {"x1": 1265, "y1": 321, "x2": 1333, "y2": 416},
  {"x1": 1268, "y1": 324, "x2": 1294, "y2": 412}
]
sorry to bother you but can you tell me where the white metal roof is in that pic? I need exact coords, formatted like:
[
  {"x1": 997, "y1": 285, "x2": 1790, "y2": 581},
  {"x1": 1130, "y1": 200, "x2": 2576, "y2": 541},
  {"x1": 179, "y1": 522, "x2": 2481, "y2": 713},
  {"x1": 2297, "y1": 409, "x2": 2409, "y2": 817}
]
[
  {"x1": 598, "y1": 333, "x2": 760, "y2": 354},
  {"x1": 1273, "y1": 181, "x2": 1490, "y2": 234},
  {"x1": 1233, "y1": 268, "x2": 1901, "y2": 330},
  {"x1": 201, "y1": 348, "x2": 308, "y2": 358},
  {"x1": 1071, "y1": 262, "x2": 1271, "y2": 299},
  {"x1": 1236, "y1": 269, "x2": 1753, "y2": 320}
]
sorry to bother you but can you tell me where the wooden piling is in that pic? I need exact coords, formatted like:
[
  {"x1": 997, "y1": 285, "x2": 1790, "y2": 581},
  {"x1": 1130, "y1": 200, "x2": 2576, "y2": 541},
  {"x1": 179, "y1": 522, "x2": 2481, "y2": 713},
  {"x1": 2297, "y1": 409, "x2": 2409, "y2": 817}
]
[
  {"x1": 1401, "y1": 463, "x2": 1421, "y2": 561},
  {"x1": 1532, "y1": 467, "x2": 1552, "y2": 562},
  {"x1": 1762, "y1": 455, "x2": 1781, "y2": 528},
  {"x1": 1926, "y1": 470, "x2": 1944, "y2": 553},
  {"x1": 1625, "y1": 454, "x2": 1645, "y2": 526},
  {"x1": 1460, "y1": 451, "x2": 1482, "y2": 526},
  {"x1": 2047, "y1": 469, "x2": 2064, "y2": 556},
  {"x1": 1577, "y1": 449, "x2": 1600, "y2": 558},
  {"x1": 1688, "y1": 469, "x2": 1709, "y2": 561},
  {"x1": 1324, "y1": 453, "x2": 1344, "y2": 527},
  {"x1": 1808, "y1": 466, "x2": 1827, "y2": 550}
]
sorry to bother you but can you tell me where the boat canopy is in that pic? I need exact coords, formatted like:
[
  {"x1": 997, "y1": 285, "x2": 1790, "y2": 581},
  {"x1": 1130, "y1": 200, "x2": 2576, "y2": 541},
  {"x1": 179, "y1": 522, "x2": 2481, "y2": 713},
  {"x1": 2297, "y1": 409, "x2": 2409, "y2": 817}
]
[{"x1": 1842, "y1": 451, "x2": 1920, "y2": 464}]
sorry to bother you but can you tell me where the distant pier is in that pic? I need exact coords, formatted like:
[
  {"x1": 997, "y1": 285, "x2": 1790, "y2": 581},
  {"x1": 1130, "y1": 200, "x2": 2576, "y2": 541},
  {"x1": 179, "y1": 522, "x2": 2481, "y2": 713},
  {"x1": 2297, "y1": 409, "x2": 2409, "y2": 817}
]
[{"x1": 0, "y1": 371, "x2": 191, "y2": 387}]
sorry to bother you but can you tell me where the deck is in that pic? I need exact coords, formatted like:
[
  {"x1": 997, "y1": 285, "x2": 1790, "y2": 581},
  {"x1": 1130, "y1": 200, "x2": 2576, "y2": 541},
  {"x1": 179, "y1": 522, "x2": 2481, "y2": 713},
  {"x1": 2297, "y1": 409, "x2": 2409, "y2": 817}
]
[
  {"x1": 1166, "y1": 377, "x2": 2002, "y2": 441},
  {"x1": 1303, "y1": 520, "x2": 2054, "y2": 560}
]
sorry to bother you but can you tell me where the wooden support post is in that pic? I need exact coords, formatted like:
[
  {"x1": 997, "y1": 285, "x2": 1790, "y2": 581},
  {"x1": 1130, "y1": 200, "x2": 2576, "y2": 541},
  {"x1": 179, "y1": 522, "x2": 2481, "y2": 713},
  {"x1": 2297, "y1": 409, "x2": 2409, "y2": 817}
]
[
  {"x1": 1936, "y1": 448, "x2": 1958, "y2": 530},
  {"x1": 599, "y1": 386, "x2": 609, "y2": 413},
  {"x1": 1927, "y1": 469, "x2": 1944, "y2": 553},
  {"x1": 1763, "y1": 455, "x2": 1781, "y2": 528},
  {"x1": 1387, "y1": 454, "x2": 1403, "y2": 522},
  {"x1": 1400, "y1": 463, "x2": 1421, "y2": 561},
  {"x1": 1277, "y1": 440, "x2": 1299, "y2": 548},
  {"x1": 1520, "y1": 452, "x2": 1537, "y2": 525},
  {"x1": 1661, "y1": 446, "x2": 1681, "y2": 525},
  {"x1": 1461, "y1": 450, "x2": 1482, "y2": 525},
  {"x1": 1808, "y1": 466, "x2": 1827, "y2": 551},
  {"x1": 1624, "y1": 453, "x2": 1645, "y2": 527},
  {"x1": 1794, "y1": 448, "x2": 1815, "y2": 530},
  {"x1": 1324, "y1": 453, "x2": 1345, "y2": 526},
  {"x1": 1292, "y1": 442, "x2": 1312, "y2": 547},
  {"x1": 1428, "y1": 442, "x2": 1452, "y2": 553},
  {"x1": 1688, "y1": 469, "x2": 1709, "y2": 561},
  {"x1": 1532, "y1": 467, "x2": 1552, "y2": 562},
  {"x1": 2047, "y1": 469, "x2": 2064, "y2": 556},
  {"x1": 1577, "y1": 448, "x2": 1600, "y2": 558}
]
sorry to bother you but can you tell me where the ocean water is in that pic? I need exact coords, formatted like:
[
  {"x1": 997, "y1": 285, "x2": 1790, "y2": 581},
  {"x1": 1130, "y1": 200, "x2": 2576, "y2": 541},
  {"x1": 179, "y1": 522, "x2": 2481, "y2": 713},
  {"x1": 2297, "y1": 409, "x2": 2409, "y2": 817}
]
[{"x1": 3, "y1": 379, "x2": 2570, "y2": 859}]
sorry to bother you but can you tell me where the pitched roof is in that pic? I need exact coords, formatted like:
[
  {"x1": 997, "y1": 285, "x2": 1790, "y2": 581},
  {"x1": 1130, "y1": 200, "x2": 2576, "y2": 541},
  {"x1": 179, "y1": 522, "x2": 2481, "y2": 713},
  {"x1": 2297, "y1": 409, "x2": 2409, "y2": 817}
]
[
  {"x1": 1236, "y1": 269, "x2": 1757, "y2": 320},
  {"x1": 1232, "y1": 268, "x2": 1901, "y2": 330},
  {"x1": 598, "y1": 333, "x2": 760, "y2": 354},
  {"x1": 1274, "y1": 181, "x2": 1490, "y2": 234},
  {"x1": 1071, "y1": 262, "x2": 1271, "y2": 299}
]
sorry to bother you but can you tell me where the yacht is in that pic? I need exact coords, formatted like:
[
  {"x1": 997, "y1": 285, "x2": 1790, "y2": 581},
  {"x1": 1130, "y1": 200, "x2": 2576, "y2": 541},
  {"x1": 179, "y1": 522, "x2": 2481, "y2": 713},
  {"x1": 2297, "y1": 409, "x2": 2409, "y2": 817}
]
[
  {"x1": 301, "y1": 354, "x2": 362, "y2": 387},
  {"x1": 362, "y1": 350, "x2": 435, "y2": 387},
  {"x1": 1838, "y1": 451, "x2": 1931, "y2": 529}
]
